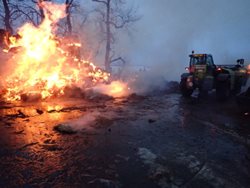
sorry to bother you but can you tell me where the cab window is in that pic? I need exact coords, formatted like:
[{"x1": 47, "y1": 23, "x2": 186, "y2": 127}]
[
  {"x1": 190, "y1": 56, "x2": 206, "y2": 65},
  {"x1": 206, "y1": 56, "x2": 214, "y2": 66}
]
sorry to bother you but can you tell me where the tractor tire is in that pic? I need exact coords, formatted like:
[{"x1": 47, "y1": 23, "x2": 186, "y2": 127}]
[
  {"x1": 216, "y1": 80, "x2": 230, "y2": 101},
  {"x1": 180, "y1": 79, "x2": 193, "y2": 97}
]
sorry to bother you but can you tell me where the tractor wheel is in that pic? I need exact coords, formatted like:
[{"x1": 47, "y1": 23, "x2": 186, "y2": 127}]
[
  {"x1": 180, "y1": 79, "x2": 193, "y2": 97},
  {"x1": 216, "y1": 80, "x2": 230, "y2": 101}
]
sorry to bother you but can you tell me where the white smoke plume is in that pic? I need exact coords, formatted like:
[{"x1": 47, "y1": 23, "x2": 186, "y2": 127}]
[{"x1": 66, "y1": 111, "x2": 100, "y2": 131}]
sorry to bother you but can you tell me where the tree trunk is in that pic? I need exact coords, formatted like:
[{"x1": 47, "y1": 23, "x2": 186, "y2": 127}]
[
  {"x1": 2, "y1": 0, "x2": 13, "y2": 34},
  {"x1": 38, "y1": 0, "x2": 45, "y2": 23},
  {"x1": 104, "y1": 0, "x2": 111, "y2": 72},
  {"x1": 65, "y1": 0, "x2": 73, "y2": 35}
]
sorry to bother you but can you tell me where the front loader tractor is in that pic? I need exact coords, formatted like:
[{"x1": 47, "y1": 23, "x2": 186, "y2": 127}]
[{"x1": 180, "y1": 51, "x2": 249, "y2": 100}]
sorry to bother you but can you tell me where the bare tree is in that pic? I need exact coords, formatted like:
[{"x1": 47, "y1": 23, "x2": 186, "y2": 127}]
[
  {"x1": 33, "y1": 0, "x2": 76, "y2": 34},
  {"x1": 38, "y1": 0, "x2": 45, "y2": 22},
  {"x1": 65, "y1": 0, "x2": 74, "y2": 35},
  {"x1": 32, "y1": 0, "x2": 53, "y2": 24},
  {"x1": 0, "y1": 0, "x2": 84, "y2": 35},
  {"x1": 55, "y1": 0, "x2": 84, "y2": 36},
  {"x1": 1, "y1": 0, "x2": 13, "y2": 34},
  {"x1": 0, "y1": 0, "x2": 48, "y2": 31},
  {"x1": 10, "y1": 1, "x2": 41, "y2": 26},
  {"x1": 92, "y1": 0, "x2": 139, "y2": 72}
]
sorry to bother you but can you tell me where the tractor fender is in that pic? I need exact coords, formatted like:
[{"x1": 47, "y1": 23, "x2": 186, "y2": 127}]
[{"x1": 181, "y1": 73, "x2": 192, "y2": 79}]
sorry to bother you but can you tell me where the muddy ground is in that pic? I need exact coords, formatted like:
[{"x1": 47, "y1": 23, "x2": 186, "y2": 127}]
[{"x1": 0, "y1": 91, "x2": 249, "y2": 188}]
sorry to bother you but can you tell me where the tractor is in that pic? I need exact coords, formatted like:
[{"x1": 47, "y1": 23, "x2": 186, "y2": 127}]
[{"x1": 180, "y1": 51, "x2": 249, "y2": 100}]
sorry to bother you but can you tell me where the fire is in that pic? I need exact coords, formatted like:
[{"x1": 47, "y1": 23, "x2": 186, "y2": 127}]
[
  {"x1": 47, "y1": 104, "x2": 63, "y2": 112},
  {"x1": 0, "y1": 2, "x2": 112, "y2": 101},
  {"x1": 92, "y1": 81, "x2": 131, "y2": 98}
]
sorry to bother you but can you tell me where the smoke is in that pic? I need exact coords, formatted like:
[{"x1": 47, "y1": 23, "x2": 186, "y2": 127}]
[
  {"x1": 128, "y1": 69, "x2": 167, "y2": 95},
  {"x1": 115, "y1": 0, "x2": 250, "y2": 81},
  {"x1": 71, "y1": 112, "x2": 99, "y2": 130},
  {"x1": 58, "y1": 111, "x2": 99, "y2": 132}
]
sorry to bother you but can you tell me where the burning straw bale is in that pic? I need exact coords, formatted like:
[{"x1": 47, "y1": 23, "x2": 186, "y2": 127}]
[
  {"x1": 20, "y1": 93, "x2": 42, "y2": 102},
  {"x1": 0, "y1": 2, "x2": 112, "y2": 102},
  {"x1": 0, "y1": 1, "x2": 131, "y2": 104}
]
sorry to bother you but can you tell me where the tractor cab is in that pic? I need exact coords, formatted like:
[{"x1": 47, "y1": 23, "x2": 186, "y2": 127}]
[{"x1": 188, "y1": 52, "x2": 216, "y2": 79}]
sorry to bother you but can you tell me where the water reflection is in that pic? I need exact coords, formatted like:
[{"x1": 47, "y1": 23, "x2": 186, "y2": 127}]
[{"x1": 0, "y1": 99, "x2": 88, "y2": 147}]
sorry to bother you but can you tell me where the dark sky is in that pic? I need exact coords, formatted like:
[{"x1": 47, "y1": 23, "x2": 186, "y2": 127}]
[{"x1": 117, "y1": 0, "x2": 250, "y2": 80}]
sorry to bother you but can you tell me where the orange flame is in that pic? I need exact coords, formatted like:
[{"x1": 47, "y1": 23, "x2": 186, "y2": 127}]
[{"x1": 0, "y1": 2, "x2": 110, "y2": 101}]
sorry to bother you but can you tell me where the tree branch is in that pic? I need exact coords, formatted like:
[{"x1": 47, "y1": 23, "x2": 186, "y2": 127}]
[
  {"x1": 92, "y1": 0, "x2": 107, "y2": 5},
  {"x1": 111, "y1": 57, "x2": 126, "y2": 65}
]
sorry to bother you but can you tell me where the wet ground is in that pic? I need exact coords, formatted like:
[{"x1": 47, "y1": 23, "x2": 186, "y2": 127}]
[{"x1": 0, "y1": 92, "x2": 250, "y2": 188}]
